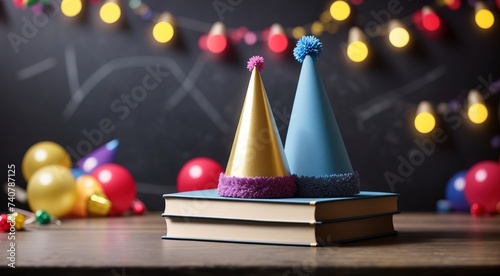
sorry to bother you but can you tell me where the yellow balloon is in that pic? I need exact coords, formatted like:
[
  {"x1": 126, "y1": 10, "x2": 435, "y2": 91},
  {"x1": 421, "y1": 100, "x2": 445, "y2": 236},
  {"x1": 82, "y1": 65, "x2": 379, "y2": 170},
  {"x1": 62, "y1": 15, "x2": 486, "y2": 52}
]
[
  {"x1": 27, "y1": 165, "x2": 77, "y2": 218},
  {"x1": 68, "y1": 175, "x2": 104, "y2": 218},
  {"x1": 22, "y1": 141, "x2": 72, "y2": 181}
]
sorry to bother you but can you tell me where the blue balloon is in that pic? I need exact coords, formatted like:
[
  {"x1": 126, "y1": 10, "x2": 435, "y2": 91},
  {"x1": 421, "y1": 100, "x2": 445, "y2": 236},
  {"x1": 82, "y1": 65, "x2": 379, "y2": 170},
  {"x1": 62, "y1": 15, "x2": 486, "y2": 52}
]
[
  {"x1": 70, "y1": 168, "x2": 85, "y2": 180},
  {"x1": 445, "y1": 170, "x2": 469, "y2": 212}
]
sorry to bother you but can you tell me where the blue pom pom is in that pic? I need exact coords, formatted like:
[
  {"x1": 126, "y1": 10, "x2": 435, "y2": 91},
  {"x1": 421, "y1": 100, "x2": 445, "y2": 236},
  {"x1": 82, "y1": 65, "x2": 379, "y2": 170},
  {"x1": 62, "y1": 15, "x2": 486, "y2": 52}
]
[{"x1": 293, "y1": 35, "x2": 323, "y2": 63}]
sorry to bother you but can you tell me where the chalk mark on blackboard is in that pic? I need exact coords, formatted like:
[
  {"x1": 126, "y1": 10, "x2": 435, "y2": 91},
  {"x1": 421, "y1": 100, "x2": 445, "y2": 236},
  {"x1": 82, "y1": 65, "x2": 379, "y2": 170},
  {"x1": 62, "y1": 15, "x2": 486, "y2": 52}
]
[
  {"x1": 354, "y1": 66, "x2": 447, "y2": 131},
  {"x1": 64, "y1": 46, "x2": 80, "y2": 96},
  {"x1": 16, "y1": 57, "x2": 56, "y2": 80},
  {"x1": 165, "y1": 55, "x2": 206, "y2": 110},
  {"x1": 61, "y1": 56, "x2": 230, "y2": 133},
  {"x1": 190, "y1": 86, "x2": 231, "y2": 133},
  {"x1": 164, "y1": 55, "x2": 231, "y2": 133}
]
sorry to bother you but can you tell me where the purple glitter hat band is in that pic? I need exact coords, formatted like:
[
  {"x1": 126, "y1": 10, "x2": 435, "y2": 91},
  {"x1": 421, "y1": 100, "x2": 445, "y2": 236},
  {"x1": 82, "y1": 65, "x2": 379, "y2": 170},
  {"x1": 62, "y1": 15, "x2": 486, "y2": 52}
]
[
  {"x1": 295, "y1": 172, "x2": 361, "y2": 198},
  {"x1": 218, "y1": 173, "x2": 297, "y2": 198}
]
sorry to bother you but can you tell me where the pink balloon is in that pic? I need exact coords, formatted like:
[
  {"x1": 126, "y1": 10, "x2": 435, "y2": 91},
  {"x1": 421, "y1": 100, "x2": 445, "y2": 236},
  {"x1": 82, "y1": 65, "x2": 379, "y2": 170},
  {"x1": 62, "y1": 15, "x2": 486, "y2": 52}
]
[
  {"x1": 464, "y1": 160, "x2": 500, "y2": 214},
  {"x1": 91, "y1": 164, "x2": 136, "y2": 216}
]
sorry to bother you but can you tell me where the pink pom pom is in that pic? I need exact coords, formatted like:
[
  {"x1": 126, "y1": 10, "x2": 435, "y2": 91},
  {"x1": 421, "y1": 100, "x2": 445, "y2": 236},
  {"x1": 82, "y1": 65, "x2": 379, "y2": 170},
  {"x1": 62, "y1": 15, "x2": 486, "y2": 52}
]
[{"x1": 247, "y1": 56, "x2": 265, "y2": 72}]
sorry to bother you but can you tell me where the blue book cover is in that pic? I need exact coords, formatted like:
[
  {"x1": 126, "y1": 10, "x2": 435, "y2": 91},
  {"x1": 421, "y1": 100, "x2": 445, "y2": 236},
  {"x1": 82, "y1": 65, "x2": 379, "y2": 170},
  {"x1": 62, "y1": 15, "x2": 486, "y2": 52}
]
[
  {"x1": 163, "y1": 189, "x2": 399, "y2": 223},
  {"x1": 163, "y1": 189, "x2": 398, "y2": 204}
]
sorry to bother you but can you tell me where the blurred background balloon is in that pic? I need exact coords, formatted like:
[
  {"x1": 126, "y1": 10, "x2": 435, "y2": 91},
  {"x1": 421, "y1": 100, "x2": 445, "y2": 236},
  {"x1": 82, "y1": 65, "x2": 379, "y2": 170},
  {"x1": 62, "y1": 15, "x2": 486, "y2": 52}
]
[
  {"x1": 465, "y1": 160, "x2": 500, "y2": 215},
  {"x1": 445, "y1": 170, "x2": 469, "y2": 212},
  {"x1": 91, "y1": 164, "x2": 136, "y2": 216},
  {"x1": 22, "y1": 141, "x2": 72, "y2": 181},
  {"x1": 177, "y1": 157, "x2": 224, "y2": 192},
  {"x1": 27, "y1": 165, "x2": 77, "y2": 218},
  {"x1": 68, "y1": 175, "x2": 104, "y2": 217}
]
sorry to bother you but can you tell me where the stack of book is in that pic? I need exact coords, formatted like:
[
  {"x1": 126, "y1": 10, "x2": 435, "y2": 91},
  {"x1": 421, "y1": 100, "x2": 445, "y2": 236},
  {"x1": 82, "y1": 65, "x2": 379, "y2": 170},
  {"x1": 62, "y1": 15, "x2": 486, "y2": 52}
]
[{"x1": 162, "y1": 189, "x2": 399, "y2": 246}]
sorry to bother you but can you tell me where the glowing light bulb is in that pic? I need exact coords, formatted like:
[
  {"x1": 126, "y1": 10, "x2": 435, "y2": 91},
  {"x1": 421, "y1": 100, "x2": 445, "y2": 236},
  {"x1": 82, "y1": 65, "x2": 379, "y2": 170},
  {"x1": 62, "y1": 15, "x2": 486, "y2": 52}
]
[
  {"x1": 100, "y1": 0, "x2": 121, "y2": 24},
  {"x1": 467, "y1": 90, "x2": 488, "y2": 124},
  {"x1": 61, "y1": 0, "x2": 83, "y2": 18},
  {"x1": 347, "y1": 27, "x2": 368, "y2": 63},
  {"x1": 268, "y1": 23, "x2": 288, "y2": 53},
  {"x1": 414, "y1": 101, "x2": 436, "y2": 134},
  {"x1": 422, "y1": 6, "x2": 441, "y2": 32},
  {"x1": 388, "y1": 19, "x2": 410, "y2": 48},
  {"x1": 207, "y1": 22, "x2": 227, "y2": 54},
  {"x1": 444, "y1": 0, "x2": 461, "y2": 10},
  {"x1": 152, "y1": 12, "x2": 175, "y2": 44},
  {"x1": 475, "y1": 2, "x2": 495, "y2": 29},
  {"x1": 330, "y1": 0, "x2": 351, "y2": 22}
]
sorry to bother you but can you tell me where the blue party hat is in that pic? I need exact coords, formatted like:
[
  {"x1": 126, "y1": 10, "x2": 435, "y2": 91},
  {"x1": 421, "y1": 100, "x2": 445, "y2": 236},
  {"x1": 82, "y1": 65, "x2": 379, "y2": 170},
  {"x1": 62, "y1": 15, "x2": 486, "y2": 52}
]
[{"x1": 284, "y1": 36, "x2": 360, "y2": 197}]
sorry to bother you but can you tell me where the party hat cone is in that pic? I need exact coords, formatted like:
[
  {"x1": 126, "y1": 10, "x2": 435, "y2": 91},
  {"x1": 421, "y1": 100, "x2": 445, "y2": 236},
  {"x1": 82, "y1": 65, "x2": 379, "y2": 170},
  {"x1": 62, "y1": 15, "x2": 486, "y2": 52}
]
[
  {"x1": 218, "y1": 56, "x2": 296, "y2": 198},
  {"x1": 284, "y1": 36, "x2": 360, "y2": 197},
  {"x1": 77, "y1": 139, "x2": 119, "y2": 173}
]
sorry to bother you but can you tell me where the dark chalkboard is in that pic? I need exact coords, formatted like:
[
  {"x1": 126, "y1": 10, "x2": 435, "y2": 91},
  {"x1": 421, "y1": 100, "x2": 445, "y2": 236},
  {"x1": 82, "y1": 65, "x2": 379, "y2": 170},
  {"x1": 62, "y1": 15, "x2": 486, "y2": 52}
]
[{"x1": 1, "y1": 0, "x2": 499, "y2": 212}]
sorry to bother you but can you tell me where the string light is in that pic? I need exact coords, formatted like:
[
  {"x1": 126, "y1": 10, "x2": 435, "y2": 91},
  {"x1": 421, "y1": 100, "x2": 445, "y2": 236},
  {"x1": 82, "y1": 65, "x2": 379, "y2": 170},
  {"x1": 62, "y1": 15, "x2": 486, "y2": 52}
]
[
  {"x1": 475, "y1": 1, "x2": 495, "y2": 30},
  {"x1": 347, "y1": 27, "x2": 368, "y2": 63},
  {"x1": 61, "y1": 0, "x2": 83, "y2": 18},
  {"x1": 267, "y1": 23, "x2": 288, "y2": 53},
  {"x1": 421, "y1": 6, "x2": 441, "y2": 32},
  {"x1": 152, "y1": 12, "x2": 175, "y2": 44},
  {"x1": 330, "y1": 0, "x2": 351, "y2": 22},
  {"x1": 14, "y1": 0, "x2": 499, "y2": 63},
  {"x1": 207, "y1": 22, "x2": 228, "y2": 54},
  {"x1": 388, "y1": 19, "x2": 410, "y2": 48},
  {"x1": 100, "y1": 0, "x2": 122, "y2": 24},
  {"x1": 467, "y1": 90, "x2": 488, "y2": 124},
  {"x1": 414, "y1": 101, "x2": 436, "y2": 134},
  {"x1": 444, "y1": 0, "x2": 461, "y2": 10}
]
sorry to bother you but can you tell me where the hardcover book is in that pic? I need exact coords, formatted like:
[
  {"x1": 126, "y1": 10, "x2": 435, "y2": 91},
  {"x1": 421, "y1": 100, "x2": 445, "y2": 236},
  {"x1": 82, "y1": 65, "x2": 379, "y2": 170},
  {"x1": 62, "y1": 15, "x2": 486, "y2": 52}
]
[
  {"x1": 163, "y1": 189, "x2": 399, "y2": 223},
  {"x1": 162, "y1": 213, "x2": 397, "y2": 246}
]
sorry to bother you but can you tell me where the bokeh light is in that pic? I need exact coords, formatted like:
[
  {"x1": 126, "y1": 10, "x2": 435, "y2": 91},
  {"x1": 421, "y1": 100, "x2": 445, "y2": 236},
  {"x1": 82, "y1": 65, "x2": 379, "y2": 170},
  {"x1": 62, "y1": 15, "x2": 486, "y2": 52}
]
[
  {"x1": 389, "y1": 26, "x2": 410, "y2": 48},
  {"x1": 330, "y1": 0, "x2": 351, "y2": 21},
  {"x1": 347, "y1": 41, "x2": 368, "y2": 62},
  {"x1": 153, "y1": 22, "x2": 175, "y2": 43},
  {"x1": 100, "y1": 1, "x2": 121, "y2": 24},
  {"x1": 61, "y1": 0, "x2": 83, "y2": 18}
]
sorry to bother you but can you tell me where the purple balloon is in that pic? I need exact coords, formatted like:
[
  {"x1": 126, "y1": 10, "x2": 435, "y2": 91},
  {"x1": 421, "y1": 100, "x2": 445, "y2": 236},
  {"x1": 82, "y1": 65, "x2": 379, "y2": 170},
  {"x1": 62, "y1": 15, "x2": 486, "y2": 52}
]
[{"x1": 77, "y1": 139, "x2": 119, "y2": 173}]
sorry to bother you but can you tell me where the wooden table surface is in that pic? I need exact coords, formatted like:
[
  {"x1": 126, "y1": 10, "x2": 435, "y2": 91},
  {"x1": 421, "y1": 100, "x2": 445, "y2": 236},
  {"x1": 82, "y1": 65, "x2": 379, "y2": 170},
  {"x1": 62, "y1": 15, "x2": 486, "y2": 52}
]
[{"x1": 1, "y1": 212, "x2": 499, "y2": 275}]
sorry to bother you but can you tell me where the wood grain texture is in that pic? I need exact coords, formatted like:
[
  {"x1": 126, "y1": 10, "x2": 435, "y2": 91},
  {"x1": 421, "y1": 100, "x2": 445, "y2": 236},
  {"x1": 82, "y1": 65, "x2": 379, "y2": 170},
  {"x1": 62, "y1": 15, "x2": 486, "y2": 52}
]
[{"x1": 1, "y1": 213, "x2": 499, "y2": 275}]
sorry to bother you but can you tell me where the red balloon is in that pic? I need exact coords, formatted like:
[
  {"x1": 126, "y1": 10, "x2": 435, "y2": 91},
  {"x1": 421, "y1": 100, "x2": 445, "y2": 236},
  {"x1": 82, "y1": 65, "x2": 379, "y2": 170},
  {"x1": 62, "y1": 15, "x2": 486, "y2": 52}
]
[
  {"x1": 91, "y1": 164, "x2": 136, "y2": 216},
  {"x1": 464, "y1": 160, "x2": 500, "y2": 214},
  {"x1": 131, "y1": 199, "x2": 146, "y2": 215},
  {"x1": 177, "y1": 157, "x2": 224, "y2": 192}
]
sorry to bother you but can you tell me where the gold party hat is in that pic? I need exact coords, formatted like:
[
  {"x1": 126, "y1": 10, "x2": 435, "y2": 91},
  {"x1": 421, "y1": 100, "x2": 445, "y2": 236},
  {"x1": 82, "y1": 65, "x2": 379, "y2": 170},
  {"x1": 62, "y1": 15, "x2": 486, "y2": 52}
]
[
  {"x1": 225, "y1": 66, "x2": 290, "y2": 177},
  {"x1": 218, "y1": 56, "x2": 296, "y2": 199}
]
